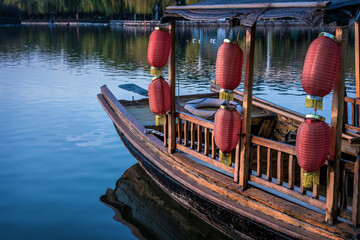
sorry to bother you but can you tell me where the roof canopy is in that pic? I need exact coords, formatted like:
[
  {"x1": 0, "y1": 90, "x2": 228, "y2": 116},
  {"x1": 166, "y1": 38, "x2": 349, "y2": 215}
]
[{"x1": 162, "y1": 0, "x2": 360, "y2": 27}]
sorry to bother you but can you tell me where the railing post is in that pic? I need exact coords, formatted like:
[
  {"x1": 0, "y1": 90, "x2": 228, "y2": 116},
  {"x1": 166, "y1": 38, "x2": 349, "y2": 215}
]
[
  {"x1": 239, "y1": 24, "x2": 256, "y2": 190},
  {"x1": 356, "y1": 21, "x2": 360, "y2": 99},
  {"x1": 168, "y1": 21, "x2": 176, "y2": 153},
  {"x1": 352, "y1": 156, "x2": 360, "y2": 226},
  {"x1": 325, "y1": 24, "x2": 349, "y2": 225}
]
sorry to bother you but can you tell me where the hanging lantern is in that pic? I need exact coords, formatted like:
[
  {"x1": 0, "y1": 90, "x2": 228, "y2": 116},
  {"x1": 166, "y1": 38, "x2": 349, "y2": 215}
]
[
  {"x1": 302, "y1": 32, "x2": 341, "y2": 111},
  {"x1": 216, "y1": 39, "x2": 243, "y2": 101},
  {"x1": 296, "y1": 114, "x2": 331, "y2": 188},
  {"x1": 148, "y1": 76, "x2": 171, "y2": 126},
  {"x1": 214, "y1": 104, "x2": 241, "y2": 166},
  {"x1": 147, "y1": 27, "x2": 171, "y2": 77}
]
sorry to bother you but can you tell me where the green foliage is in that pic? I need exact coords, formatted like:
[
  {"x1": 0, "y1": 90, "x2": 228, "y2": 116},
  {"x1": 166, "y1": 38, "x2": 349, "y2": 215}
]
[{"x1": 0, "y1": 0, "x2": 191, "y2": 19}]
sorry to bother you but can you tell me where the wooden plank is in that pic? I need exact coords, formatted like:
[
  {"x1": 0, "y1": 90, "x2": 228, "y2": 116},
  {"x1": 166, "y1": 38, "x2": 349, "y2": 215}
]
[
  {"x1": 176, "y1": 144, "x2": 234, "y2": 174},
  {"x1": 168, "y1": 21, "x2": 176, "y2": 153},
  {"x1": 326, "y1": 26, "x2": 349, "y2": 225},
  {"x1": 204, "y1": 127, "x2": 210, "y2": 156},
  {"x1": 356, "y1": 21, "x2": 360, "y2": 99},
  {"x1": 197, "y1": 125, "x2": 202, "y2": 152},
  {"x1": 211, "y1": 130, "x2": 216, "y2": 159},
  {"x1": 177, "y1": 111, "x2": 214, "y2": 129},
  {"x1": 190, "y1": 122, "x2": 195, "y2": 149},
  {"x1": 312, "y1": 171, "x2": 320, "y2": 199},
  {"x1": 234, "y1": 141, "x2": 240, "y2": 183},
  {"x1": 177, "y1": 118, "x2": 182, "y2": 145},
  {"x1": 239, "y1": 25, "x2": 256, "y2": 190},
  {"x1": 166, "y1": 1, "x2": 330, "y2": 10},
  {"x1": 344, "y1": 123, "x2": 360, "y2": 133},
  {"x1": 277, "y1": 151, "x2": 283, "y2": 185},
  {"x1": 183, "y1": 120, "x2": 188, "y2": 146},
  {"x1": 288, "y1": 155, "x2": 295, "y2": 189},
  {"x1": 256, "y1": 145, "x2": 261, "y2": 177},
  {"x1": 339, "y1": 168, "x2": 348, "y2": 209},
  {"x1": 164, "y1": 115, "x2": 168, "y2": 147},
  {"x1": 249, "y1": 176, "x2": 326, "y2": 210},
  {"x1": 251, "y1": 135, "x2": 296, "y2": 155},
  {"x1": 300, "y1": 168, "x2": 306, "y2": 194},
  {"x1": 353, "y1": 157, "x2": 360, "y2": 226},
  {"x1": 266, "y1": 148, "x2": 272, "y2": 181}
]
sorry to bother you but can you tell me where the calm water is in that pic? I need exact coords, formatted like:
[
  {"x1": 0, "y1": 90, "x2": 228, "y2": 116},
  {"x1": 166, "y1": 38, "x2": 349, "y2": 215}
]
[{"x1": 0, "y1": 24, "x2": 356, "y2": 240}]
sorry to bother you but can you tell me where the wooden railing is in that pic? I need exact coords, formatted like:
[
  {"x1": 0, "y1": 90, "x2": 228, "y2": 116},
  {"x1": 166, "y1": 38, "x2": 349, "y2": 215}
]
[
  {"x1": 172, "y1": 111, "x2": 236, "y2": 175},
  {"x1": 344, "y1": 97, "x2": 360, "y2": 135},
  {"x1": 164, "y1": 110, "x2": 360, "y2": 226},
  {"x1": 249, "y1": 135, "x2": 326, "y2": 210}
]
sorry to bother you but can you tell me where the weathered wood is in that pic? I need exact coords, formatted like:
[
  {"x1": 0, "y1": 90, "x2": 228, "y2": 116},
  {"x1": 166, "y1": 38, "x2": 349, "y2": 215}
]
[
  {"x1": 312, "y1": 171, "x2": 320, "y2": 199},
  {"x1": 344, "y1": 123, "x2": 360, "y2": 133},
  {"x1": 167, "y1": 1, "x2": 330, "y2": 10},
  {"x1": 266, "y1": 148, "x2": 272, "y2": 181},
  {"x1": 277, "y1": 151, "x2": 283, "y2": 185},
  {"x1": 234, "y1": 141, "x2": 240, "y2": 183},
  {"x1": 176, "y1": 144, "x2": 234, "y2": 174},
  {"x1": 184, "y1": 120, "x2": 188, "y2": 146},
  {"x1": 326, "y1": 26, "x2": 349, "y2": 225},
  {"x1": 300, "y1": 168, "x2": 306, "y2": 194},
  {"x1": 353, "y1": 157, "x2": 360, "y2": 226},
  {"x1": 339, "y1": 168, "x2": 348, "y2": 209},
  {"x1": 204, "y1": 128, "x2": 210, "y2": 156},
  {"x1": 251, "y1": 135, "x2": 296, "y2": 155},
  {"x1": 288, "y1": 155, "x2": 295, "y2": 189},
  {"x1": 356, "y1": 21, "x2": 360, "y2": 99},
  {"x1": 249, "y1": 176, "x2": 326, "y2": 210},
  {"x1": 211, "y1": 130, "x2": 216, "y2": 159},
  {"x1": 168, "y1": 21, "x2": 176, "y2": 153},
  {"x1": 177, "y1": 118, "x2": 182, "y2": 144},
  {"x1": 197, "y1": 125, "x2": 202, "y2": 152},
  {"x1": 240, "y1": 25, "x2": 256, "y2": 190},
  {"x1": 164, "y1": 115, "x2": 168, "y2": 147},
  {"x1": 177, "y1": 111, "x2": 214, "y2": 129},
  {"x1": 256, "y1": 145, "x2": 261, "y2": 177},
  {"x1": 190, "y1": 122, "x2": 195, "y2": 149}
]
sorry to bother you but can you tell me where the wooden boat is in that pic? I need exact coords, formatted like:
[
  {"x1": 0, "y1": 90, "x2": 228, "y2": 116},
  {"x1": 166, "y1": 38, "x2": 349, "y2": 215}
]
[{"x1": 98, "y1": 0, "x2": 360, "y2": 239}]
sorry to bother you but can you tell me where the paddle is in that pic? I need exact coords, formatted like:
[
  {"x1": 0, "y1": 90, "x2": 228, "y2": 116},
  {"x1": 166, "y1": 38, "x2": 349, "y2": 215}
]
[{"x1": 118, "y1": 83, "x2": 148, "y2": 97}]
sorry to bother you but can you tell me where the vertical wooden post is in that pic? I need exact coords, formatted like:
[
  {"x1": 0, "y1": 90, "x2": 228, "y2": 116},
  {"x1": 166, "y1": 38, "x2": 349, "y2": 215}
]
[
  {"x1": 352, "y1": 156, "x2": 360, "y2": 226},
  {"x1": 325, "y1": 25, "x2": 349, "y2": 225},
  {"x1": 239, "y1": 25, "x2": 256, "y2": 190},
  {"x1": 168, "y1": 21, "x2": 176, "y2": 153},
  {"x1": 356, "y1": 22, "x2": 360, "y2": 99}
]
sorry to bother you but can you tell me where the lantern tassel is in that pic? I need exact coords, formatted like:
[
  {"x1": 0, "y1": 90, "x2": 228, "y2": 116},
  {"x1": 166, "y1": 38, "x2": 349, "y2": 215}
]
[
  {"x1": 219, "y1": 150, "x2": 231, "y2": 166},
  {"x1": 155, "y1": 114, "x2": 167, "y2": 126},
  {"x1": 150, "y1": 67, "x2": 162, "y2": 77},
  {"x1": 219, "y1": 89, "x2": 234, "y2": 101},
  {"x1": 302, "y1": 171, "x2": 320, "y2": 188},
  {"x1": 305, "y1": 95, "x2": 323, "y2": 111}
]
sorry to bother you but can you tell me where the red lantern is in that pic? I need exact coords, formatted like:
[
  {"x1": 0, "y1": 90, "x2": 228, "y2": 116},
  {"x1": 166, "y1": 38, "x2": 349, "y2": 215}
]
[
  {"x1": 214, "y1": 104, "x2": 241, "y2": 166},
  {"x1": 148, "y1": 76, "x2": 171, "y2": 126},
  {"x1": 296, "y1": 114, "x2": 331, "y2": 188},
  {"x1": 216, "y1": 39, "x2": 243, "y2": 101},
  {"x1": 302, "y1": 33, "x2": 341, "y2": 111},
  {"x1": 147, "y1": 27, "x2": 171, "y2": 76}
]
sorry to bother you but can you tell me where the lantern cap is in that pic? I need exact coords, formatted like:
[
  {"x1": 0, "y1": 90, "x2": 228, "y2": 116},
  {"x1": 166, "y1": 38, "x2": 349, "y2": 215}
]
[
  {"x1": 220, "y1": 103, "x2": 237, "y2": 111},
  {"x1": 318, "y1": 32, "x2": 338, "y2": 43},
  {"x1": 154, "y1": 27, "x2": 169, "y2": 32},
  {"x1": 223, "y1": 39, "x2": 241, "y2": 46},
  {"x1": 305, "y1": 114, "x2": 325, "y2": 122}
]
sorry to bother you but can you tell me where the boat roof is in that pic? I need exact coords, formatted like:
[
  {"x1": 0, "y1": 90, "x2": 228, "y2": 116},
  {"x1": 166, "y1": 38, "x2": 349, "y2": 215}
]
[{"x1": 162, "y1": 0, "x2": 360, "y2": 26}]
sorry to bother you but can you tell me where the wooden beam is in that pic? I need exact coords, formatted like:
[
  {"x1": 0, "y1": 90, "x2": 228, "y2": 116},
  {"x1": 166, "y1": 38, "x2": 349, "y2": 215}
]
[
  {"x1": 326, "y1": 26, "x2": 349, "y2": 225},
  {"x1": 239, "y1": 25, "x2": 256, "y2": 190},
  {"x1": 356, "y1": 22, "x2": 360, "y2": 99},
  {"x1": 353, "y1": 156, "x2": 360, "y2": 226},
  {"x1": 166, "y1": 1, "x2": 330, "y2": 10},
  {"x1": 168, "y1": 21, "x2": 176, "y2": 153}
]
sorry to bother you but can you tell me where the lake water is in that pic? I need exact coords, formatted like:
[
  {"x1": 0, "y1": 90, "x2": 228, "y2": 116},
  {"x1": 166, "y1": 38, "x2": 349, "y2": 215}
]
[{"x1": 0, "y1": 24, "x2": 356, "y2": 240}]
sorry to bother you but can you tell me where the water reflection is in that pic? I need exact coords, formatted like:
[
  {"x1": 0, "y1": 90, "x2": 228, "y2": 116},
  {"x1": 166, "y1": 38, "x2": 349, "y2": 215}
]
[{"x1": 101, "y1": 164, "x2": 232, "y2": 240}]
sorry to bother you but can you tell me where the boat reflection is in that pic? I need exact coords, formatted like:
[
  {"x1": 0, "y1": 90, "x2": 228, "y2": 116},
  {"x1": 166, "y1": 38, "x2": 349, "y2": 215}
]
[{"x1": 100, "y1": 164, "x2": 233, "y2": 240}]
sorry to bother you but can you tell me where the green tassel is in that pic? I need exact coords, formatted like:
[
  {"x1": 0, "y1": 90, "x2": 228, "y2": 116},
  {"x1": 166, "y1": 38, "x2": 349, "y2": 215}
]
[
  {"x1": 150, "y1": 67, "x2": 162, "y2": 77},
  {"x1": 302, "y1": 171, "x2": 320, "y2": 188},
  {"x1": 219, "y1": 90, "x2": 234, "y2": 101},
  {"x1": 155, "y1": 114, "x2": 167, "y2": 126},
  {"x1": 305, "y1": 95, "x2": 323, "y2": 111}
]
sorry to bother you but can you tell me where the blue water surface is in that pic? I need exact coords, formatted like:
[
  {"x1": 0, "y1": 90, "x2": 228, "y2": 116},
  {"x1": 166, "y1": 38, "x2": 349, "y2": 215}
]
[{"x1": 0, "y1": 24, "x2": 356, "y2": 239}]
